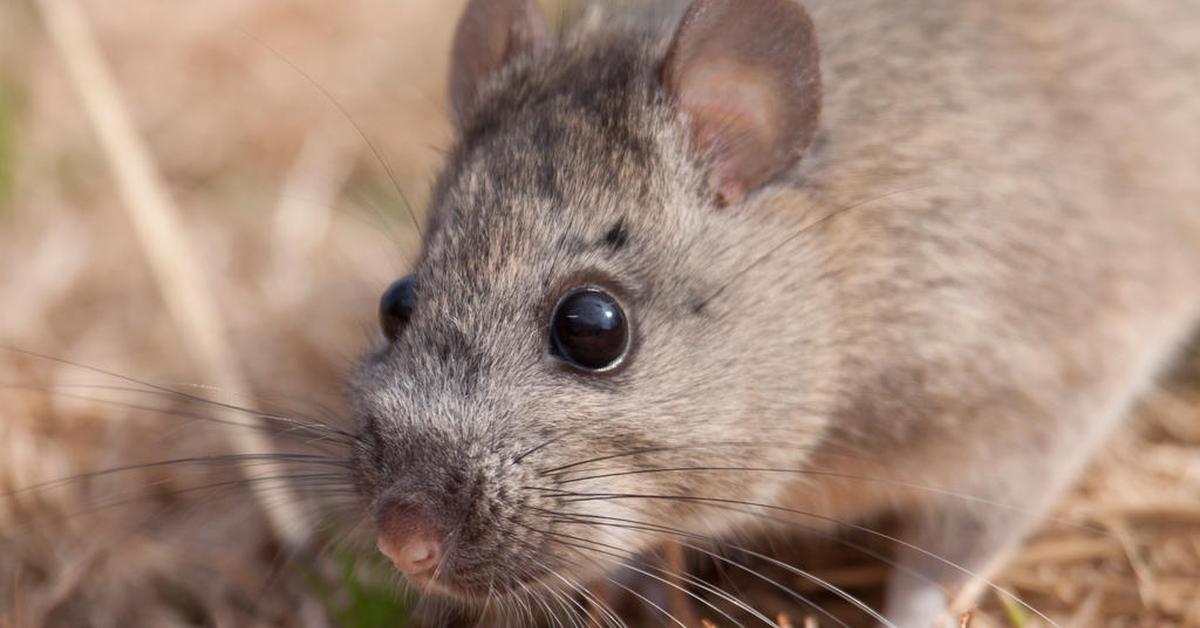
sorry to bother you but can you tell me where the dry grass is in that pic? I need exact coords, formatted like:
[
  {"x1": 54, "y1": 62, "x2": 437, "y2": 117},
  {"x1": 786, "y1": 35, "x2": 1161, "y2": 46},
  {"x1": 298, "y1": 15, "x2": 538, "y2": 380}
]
[{"x1": 0, "y1": 1, "x2": 1197, "y2": 626}]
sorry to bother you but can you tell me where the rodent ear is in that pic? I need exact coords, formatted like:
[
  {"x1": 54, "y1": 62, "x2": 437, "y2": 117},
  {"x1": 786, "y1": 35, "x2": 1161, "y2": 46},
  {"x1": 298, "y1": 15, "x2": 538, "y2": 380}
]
[
  {"x1": 663, "y1": 0, "x2": 821, "y2": 206},
  {"x1": 449, "y1": 0, "x2": 549, "y2": 128}
]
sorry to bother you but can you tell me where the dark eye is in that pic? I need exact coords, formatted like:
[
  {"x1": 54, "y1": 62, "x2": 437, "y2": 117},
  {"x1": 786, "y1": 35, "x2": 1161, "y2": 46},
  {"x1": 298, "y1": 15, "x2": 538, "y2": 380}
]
[
  {"x1": 550, "y1": 288, "x2": 630, "y2": 372},
  {"x1": 379, "y1": 275, "x2": 417, "y2": 342}
]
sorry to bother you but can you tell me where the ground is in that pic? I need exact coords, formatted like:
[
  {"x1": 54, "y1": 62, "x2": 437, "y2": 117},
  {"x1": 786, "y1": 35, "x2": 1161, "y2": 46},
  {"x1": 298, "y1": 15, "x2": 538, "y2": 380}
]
[{"x1": 0, "y1": 1, "x2": 1197, "y2": 626}]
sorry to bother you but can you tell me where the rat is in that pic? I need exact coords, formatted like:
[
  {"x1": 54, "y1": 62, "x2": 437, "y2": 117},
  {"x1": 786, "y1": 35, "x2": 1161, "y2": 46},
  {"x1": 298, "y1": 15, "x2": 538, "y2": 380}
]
[{"x1": 346, "y1": 0, "x2": 1200, "y2": 625}]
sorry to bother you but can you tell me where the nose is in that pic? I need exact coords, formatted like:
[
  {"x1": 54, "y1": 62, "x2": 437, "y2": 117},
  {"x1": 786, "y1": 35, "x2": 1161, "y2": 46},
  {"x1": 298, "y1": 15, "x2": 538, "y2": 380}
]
[{"x1": 376, "y1": 504, "x2": 445, "y2": 575}]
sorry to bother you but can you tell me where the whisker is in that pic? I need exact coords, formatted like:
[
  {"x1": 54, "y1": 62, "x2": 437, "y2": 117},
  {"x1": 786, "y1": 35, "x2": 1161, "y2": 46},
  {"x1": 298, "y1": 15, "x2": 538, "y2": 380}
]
[
  {"x1": 514, "y1": 435, "x2": 569, "y2": 466},
  {"x1": 514, "y1": 579, "x2": 545, "y2": 627},
  {"x1": 473, "y1": 577, "x2": 499, "y2": 628},
  {"x1": 531, "y1": 487, "x2": 1058, "y2": 627},
  {"x1": 553, "y1": 464, "x2": 1108, "y2": 536},
  {"x1": 551, "y1": 581, "x2": 588, "y2": 628},
  {"x1": 537, "y1": 548, "x2": 688, "y2": 628},
  {"x1": 141, "y1": 380, "x2": 353, "y2": 434},
  {"x1": 520, "y1": 578, "x2": 571, "y2": 628},
  {"x1": 232, "y1": 28, "x2": 423, "y2": 240},
  {"x1": 0, "y1": 384, "x2": 354, "y2": 449},
  {"x1": 521, "y1": 523, "x2": 767, "y2": 627},
  {"x1": 539, "y1": 508, "x2": 866, "y2": 628},
  {"x1": 539, "y1": 446, "x2": 688, "y2": 476},
  {"x1": 428, "y1": 527, "x2": 462, "y2": 593},
  {"x1": 0, "y1": 348, "x2": 356, "y2": 439},
  {"x1": 505, "y1": 530, "x2": 606, "y2": 627},
  {"x1": 6, "y1": 471, "x2": 353, "y2": 544},
  {"x1": 6, "y1": 452, "x2": 352, "y2": 499},
  {"x1": 530, "y1": 557, "x2": 619, "y2": 628},
  {"x1": 601, "y1": 574, "x2": 687, "y2": 628},
  {"x1": 696, "y1": 184, "x2": 949, "y2": 309},
  {"x1": 619, "y1": 498, "x2": 937, "y2": 603},
  {"x1": 537, "y1": 437, "x2": 847, "y2": 476},
  {"x1": 573, "y1": 576, "x2": 626, "y2": 628},
  {"x1": 508, "y1": 532, "x2": 608, "y2": 627}
]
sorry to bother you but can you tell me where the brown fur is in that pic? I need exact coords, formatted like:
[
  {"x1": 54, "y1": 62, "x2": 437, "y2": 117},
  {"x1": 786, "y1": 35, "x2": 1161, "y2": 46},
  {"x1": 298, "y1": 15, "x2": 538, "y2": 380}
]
[{"x1": 348, "y1": 0, "x2": 1200, "y2": 625}]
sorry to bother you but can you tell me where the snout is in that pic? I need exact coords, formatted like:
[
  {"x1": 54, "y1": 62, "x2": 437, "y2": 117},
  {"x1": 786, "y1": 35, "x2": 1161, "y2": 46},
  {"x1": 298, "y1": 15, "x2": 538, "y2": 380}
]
[
  {"x1": 354, "y1": 417, "x2": 568, "y2": 597},
  {"x1": 364, "y1": 443, "x2": 538, "y2": 596},
  {"x1": 376, "y1": 503, "x2": 445, "y2": 576}
]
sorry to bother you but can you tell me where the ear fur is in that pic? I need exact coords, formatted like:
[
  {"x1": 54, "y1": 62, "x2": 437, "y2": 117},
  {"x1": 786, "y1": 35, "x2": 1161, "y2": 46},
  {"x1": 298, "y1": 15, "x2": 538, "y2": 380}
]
[
  {"x1": 663, "y1": 0, "x2": 822, "y2": 206},
  {"x1": 449, "y1": 0, "x2": 548, "y2": 128}
]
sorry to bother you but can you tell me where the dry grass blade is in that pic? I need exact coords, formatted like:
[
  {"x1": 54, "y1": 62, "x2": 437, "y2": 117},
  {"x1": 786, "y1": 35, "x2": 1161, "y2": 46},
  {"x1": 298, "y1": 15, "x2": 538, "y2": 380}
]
[
  {"x1": 31, "y1": 0, "x2": 309, "y2": 549},
  {"x1": 267, "y1": 127, "x2": 356, "y2": 307},
  {"x1": 4, "y1": 1, "x2": 1198, "y2": 626}
]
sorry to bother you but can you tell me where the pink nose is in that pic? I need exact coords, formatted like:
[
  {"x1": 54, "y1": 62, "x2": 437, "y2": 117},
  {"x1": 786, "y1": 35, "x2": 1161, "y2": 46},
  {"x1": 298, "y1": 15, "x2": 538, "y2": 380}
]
[{"x1": 376, "y1": 505, "x2": 444, "y2": 575}]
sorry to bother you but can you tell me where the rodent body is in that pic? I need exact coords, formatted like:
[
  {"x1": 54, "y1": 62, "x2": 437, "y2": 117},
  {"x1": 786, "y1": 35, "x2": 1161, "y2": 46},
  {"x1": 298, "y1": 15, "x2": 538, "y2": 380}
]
[{"x1": 348, "y1": 0, "x2": 1200, "y2": 625}]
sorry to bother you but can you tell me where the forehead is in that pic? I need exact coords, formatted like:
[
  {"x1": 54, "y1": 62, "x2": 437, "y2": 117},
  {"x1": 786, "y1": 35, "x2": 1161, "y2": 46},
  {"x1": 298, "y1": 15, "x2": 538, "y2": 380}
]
[{"x1": 419, "y1": 38, "x2": 688, "y2": 299}]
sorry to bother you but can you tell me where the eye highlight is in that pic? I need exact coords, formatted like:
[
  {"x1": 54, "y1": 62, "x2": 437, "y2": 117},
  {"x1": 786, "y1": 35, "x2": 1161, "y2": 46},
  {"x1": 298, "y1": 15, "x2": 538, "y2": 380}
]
[
  {"x1": 549, "y1": 288, "x2": 630, "y2": 372},
  {"x1": 379, "y1": 275, "x2": 418, "y2": 342}
]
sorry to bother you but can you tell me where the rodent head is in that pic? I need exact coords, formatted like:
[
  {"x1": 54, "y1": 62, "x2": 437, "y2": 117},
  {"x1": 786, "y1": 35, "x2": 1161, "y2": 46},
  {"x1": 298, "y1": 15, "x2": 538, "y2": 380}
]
[{"x1": 348, "y1": 0, "x2": 828, "y2": 604}]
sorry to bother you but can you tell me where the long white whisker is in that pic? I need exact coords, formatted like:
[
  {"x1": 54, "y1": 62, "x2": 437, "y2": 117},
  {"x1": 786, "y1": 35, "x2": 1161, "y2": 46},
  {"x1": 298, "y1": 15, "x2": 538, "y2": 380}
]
[{"x1": 537, "y1": 488, "x2": 1058, "y2": 627}]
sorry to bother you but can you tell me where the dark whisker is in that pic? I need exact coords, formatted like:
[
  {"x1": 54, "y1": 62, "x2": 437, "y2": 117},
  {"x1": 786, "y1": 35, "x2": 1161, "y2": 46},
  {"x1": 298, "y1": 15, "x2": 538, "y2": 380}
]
[
  {"x1": 513, "y1": 435, "x2": 569, "y2": 466},
  {"x1": 553, "y1": 464, "x2": 1109, "y2": 536},
  {"x1": 537, "y1": 436, "x2": 840, "y2": 476},
  {"x1": 1, "y1": 384, "x2": 353, "y2": 450},
  {"x1": 1, "y1": 348, "x2": 356, "y2": 439},
  {"x1": 6, "y1": 470, "x2": 353, "y2": 540},
  {"x1": 6, "y1": 452, "x2": 352, "y2": 502}
]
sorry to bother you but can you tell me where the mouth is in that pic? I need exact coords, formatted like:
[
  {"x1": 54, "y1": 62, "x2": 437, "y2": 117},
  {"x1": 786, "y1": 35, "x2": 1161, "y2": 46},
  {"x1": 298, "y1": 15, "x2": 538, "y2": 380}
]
[{"x1": 383, "y1": 554, "x2": 546, "y2": 602}]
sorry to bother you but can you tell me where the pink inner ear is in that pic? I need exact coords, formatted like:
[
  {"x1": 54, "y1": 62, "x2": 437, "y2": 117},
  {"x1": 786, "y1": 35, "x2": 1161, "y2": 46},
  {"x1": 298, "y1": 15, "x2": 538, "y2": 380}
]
[
  {"x1": 677, "y1": 59, "x2": 783, "y2": 206},
  {"x1": 662, "y1": 0, "x2": 821, "y2": 207}
]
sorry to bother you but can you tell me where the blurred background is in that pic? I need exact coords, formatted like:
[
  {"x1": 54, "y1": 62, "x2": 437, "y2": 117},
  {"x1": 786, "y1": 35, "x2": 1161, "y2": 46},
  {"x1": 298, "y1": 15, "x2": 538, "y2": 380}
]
[{"x1": 0, "y1": 1, "x2": 1197, "y2": 626}]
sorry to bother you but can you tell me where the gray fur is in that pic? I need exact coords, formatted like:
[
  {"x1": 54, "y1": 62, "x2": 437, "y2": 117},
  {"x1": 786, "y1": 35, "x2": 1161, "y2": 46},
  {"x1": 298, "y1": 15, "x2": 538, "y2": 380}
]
[{"x1": 348, "y1": 0, "x2": 1200, "y2": 624}]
